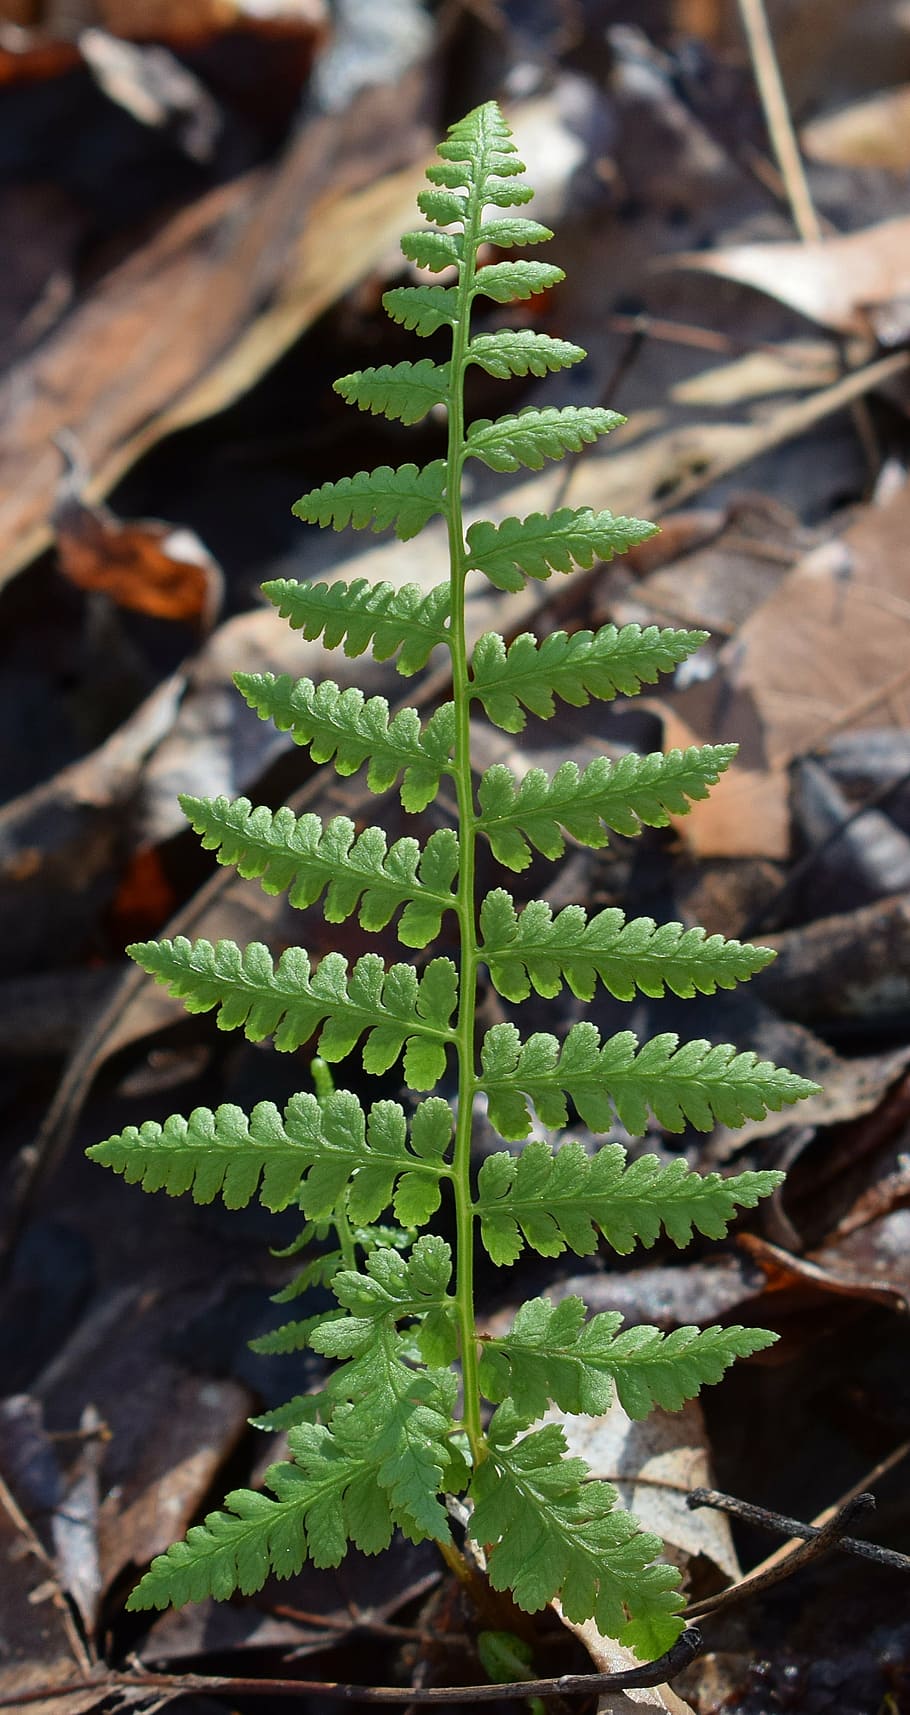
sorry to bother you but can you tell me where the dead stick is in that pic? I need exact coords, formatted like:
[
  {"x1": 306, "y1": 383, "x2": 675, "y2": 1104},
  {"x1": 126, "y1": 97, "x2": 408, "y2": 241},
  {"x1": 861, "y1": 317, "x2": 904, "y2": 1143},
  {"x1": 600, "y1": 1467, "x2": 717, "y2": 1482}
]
[
  {"x1": 0, "y1": 1629, "x2": 702, "y2": 1708},
  {"x1": 683, "y1": 1493, "x2": 878, "y2": 1620},
  {"x1": 737, "y1": 0, "x2": 821, "y2": 243}
]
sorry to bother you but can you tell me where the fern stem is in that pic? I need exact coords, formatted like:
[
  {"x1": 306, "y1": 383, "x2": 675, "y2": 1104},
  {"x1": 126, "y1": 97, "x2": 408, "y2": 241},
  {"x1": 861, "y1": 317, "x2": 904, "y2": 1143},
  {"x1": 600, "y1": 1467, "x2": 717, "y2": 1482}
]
[{"x1": 447, "y1": 142, "x2": 485, "y2": 1467}]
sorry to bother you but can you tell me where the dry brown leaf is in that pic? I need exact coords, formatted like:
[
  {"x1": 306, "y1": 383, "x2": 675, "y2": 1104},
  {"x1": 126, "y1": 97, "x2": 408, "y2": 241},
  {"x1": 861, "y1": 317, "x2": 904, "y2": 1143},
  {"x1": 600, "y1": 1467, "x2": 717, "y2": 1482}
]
[
  {"x1": 559, "y1": 1612, "x2": 696, "y2": 1715},
  {"x1": 721, "y1": 474, "x2": 910, "y2": 769},
  {"x1": 667, "y1": 217, "x2": 910, "y2": 338},
  {"x1": 670, "y1": 342, "x2": 839, "y2": 407},
  {"x1": 801, "y1": 83, "x2": 910, "y2": 173},
  {"x1": 0, "y1": 78, "x2": 431, "y2": 591},
  {"x1": 54, "y1": 485, "x2": 223, "y2": 630}
]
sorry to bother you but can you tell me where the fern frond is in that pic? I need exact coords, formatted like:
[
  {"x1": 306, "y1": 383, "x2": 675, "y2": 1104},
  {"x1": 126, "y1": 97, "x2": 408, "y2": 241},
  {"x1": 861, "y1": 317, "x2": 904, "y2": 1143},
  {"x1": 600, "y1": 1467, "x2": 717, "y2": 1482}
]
[
  {"x1": 477, "y1": 744, "x2": 738, "y2": 870},
  {"x1": 477, "y1": 218, "x2": 554, "y2": 248},
  {"x1": 470, "y1": 623, "x2": 706, "y2": 730},
  {"x1": 316, "y1": 1234, "x2": 456, "y2": 1366},
  {"x1": 399, "y1": 230, "x2": 463, "y2": 272},
  {"x1": 382, "y1": 285, "x2": 458, "y2": 336},
  {"x1": 472, "y1": 262, "x2": 563, "y2": 303},
  {"x1": 288, "y1": 1091, "x2": 452, "y2": 1227},
  {"x1": 313, "y1": 1314, "x2": 458, "y2": 1539},
  {"x1": 478, "y1": 891, "x2": 774, "y2": 1003},
  {"x1": 465, "y1": 407, "x2": 621, "y2": 473},
  {"x1": 334, "y1": 360, "x2": 448, "y2": 424},
  {"x1": 261, "y1": 578, "x2": 450, "y2": 675},
  {"x1": 467, "y1": 331, "x2": 584, "y2": 380},
  {"x1": 477, "y1": 1135, "x2": 786, "y2": 1264},
  {"x1": 470, "y1": 1411, "x2": 683, "y2": 1658},
  {"x1": 128, "y1": 938, "x2": 457, "y2": 1087},
  {"x1": 128, "y1": 1416, "x2": 404, "y2": 1609},
  {"x1": 233, "y1": 675, "x2": 455, "y2": 813},
  {"x1": 291, "y1": 463, "x2": 446, "y2": 542},
  {"x1": 479, "y1": 1296, "x2": 777, "y2": 1420},
  {"x1": 467, "y1": 508, "x2": 658, "y2": 591},
  {"x1": 180, "y1": 798, "x2": 458, "y2": 950},
  {"x1": 86, "y1": 1100, "x2": 307, "y2": 1211},
  {"x1": 479, "y1": 1020, "x2": 818, "y2": 1143}
]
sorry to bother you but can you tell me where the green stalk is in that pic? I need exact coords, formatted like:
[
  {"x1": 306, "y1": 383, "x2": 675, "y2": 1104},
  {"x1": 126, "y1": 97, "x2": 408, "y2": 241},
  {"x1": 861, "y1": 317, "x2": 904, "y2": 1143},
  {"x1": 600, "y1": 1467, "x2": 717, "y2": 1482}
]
[{"x1": 447, "y1": 166, "x2": 484, "y2": 1465}]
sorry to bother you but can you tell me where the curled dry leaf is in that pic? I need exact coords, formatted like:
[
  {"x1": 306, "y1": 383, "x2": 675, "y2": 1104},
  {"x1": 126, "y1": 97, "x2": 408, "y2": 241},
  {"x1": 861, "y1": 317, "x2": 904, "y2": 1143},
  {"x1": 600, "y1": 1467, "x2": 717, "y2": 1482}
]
[
  {"x1": 801, "y1": 84, "x2": 910, "y2": 174},
  {"x1": 54, "y1": 484, "x2": 223, "y2": 632},
  {"x1": 665, "y1": 217, "x2": 910, "y2": 340}
]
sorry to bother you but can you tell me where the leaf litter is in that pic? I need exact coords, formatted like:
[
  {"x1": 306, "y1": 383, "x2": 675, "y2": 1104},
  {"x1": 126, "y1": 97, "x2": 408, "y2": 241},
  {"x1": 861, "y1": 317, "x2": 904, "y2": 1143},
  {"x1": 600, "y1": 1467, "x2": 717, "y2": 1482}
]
[{"x1": 1, "y1": 4, "x2": 910, "y2": 1711}]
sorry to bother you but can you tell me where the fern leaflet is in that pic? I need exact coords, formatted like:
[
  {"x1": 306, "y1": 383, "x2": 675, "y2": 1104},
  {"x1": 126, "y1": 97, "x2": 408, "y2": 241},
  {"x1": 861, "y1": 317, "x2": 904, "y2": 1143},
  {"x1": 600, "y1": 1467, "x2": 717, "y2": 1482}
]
[
  {"x1": 291, "y1": 463, "x2": 446, "y2": 541},
  {"x1": 465, "y1": 407, "x2": 622, "y2": 472},
  {"x1": 467, "y1": 331, "x2": 583, "y2": 378},
  {"x1": 477, "y1": 745, "x2": 738, "y2": 870},
  {"x1": 477, "y1": 1133, "x2": 785, "y2": 1263},
  {"x1": 470, "y1": 1411, "x2": 683, "y2": 1659},
  {"x1": 478, "y1": 890, "x2": 774, "y2": 1002},
  {"x1": 472, "y1": 261, "x2": 563, "y2": 302},
  {"x1": 467, "y1": 508, "x2": 659, "y2": 591},
  {"x1": 129, "y1": 938, "x2": 457, "y2": 1086},
  {"x1": 234, "y1": 675, "x2": 455, "y2": 813},
  {"x1": 479, "y1": 1021, "x2": 817, "y2": 1142},
  {"x1": 179, "y1": 798, "x2": 458, "y2": 949},
  {"x1": 470, "y1": 623, "x2": 706, "y2": 729},
  {"x1": 335, "y1": 360, "x2": 448, "y2": 423},
  {"x1": 261, "y1": 578, "x2": 450, "y2": 675},
  {"x1": 478, "y1": 1296, "x2": 777, "y2": 1420},
  {"x1": 382, "y1": 285, "x2": 457, "y2": 335},
  {"x1": 128, "y1": 1417, "x2": 407, "y2": 1609}
]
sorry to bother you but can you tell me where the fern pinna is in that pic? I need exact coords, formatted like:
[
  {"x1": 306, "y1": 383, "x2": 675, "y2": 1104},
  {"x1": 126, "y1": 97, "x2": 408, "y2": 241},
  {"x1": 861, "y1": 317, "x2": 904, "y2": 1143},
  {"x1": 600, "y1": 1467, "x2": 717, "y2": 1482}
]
[{"x1": 89, "y1": 102, "x2": 817, "y2": 1658}]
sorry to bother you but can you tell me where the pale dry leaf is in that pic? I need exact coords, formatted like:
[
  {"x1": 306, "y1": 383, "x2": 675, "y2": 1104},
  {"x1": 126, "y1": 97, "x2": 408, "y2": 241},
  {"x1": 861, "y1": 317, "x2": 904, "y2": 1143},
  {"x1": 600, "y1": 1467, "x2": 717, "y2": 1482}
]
[
  {"x1": 558, "y1": 1608, "x2": 695, "y2": 1715},
  {"x1": 670, "y1": 343, "x2": 839, "y2": 407},
  {"x1": 551, "y1": 1399, "x2": 741, "y2": 1581},
  {"x1": 801, "y1": 83, "x2": 910, "y2": 173},
  {"x1": 666, "y1": 217, "x2": 910, "y2": 338}
]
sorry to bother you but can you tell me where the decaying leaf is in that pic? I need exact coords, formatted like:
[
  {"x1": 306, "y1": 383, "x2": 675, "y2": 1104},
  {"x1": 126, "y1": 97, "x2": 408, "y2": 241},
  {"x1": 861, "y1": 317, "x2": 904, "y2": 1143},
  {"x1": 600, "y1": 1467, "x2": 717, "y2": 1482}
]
[{"x1": 667, "y1": 217, "x2": 910, "y2": 339}]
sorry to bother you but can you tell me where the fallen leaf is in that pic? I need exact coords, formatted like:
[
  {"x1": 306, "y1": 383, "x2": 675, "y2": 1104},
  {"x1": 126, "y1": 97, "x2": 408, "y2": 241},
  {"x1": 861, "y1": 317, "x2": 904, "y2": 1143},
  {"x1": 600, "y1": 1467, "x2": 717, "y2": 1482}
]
[
  {"x1": 560, "y1": 1612, "x2": 696, "y2": 1715},
  {"x1": 801, "y1": 83, "x2": 910, "y2": 173},
  {"x1": 0, "y1": 75, "x2": 431, "y2": 591},
  {"x1": 54, "y1": 456, "x2": 223, "y2": 631},
  {"x1": 667, "y1": 217, "x2": 910, "y2": 339},
  {"x1": 670, "y1": 342, "x2": 840, "y2": 407},
  {"x1": 737, "y1": 1230, "x2": 910, "y2": 1315},
  {"x1": 554, "y1": 1398, "x2": 742, "y2": 1581}
]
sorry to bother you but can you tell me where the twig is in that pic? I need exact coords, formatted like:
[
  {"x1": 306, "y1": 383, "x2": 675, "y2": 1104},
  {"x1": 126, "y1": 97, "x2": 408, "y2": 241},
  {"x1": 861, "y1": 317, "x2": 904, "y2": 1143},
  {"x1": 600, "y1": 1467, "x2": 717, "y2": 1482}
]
[
  {"x1": 737, "y1": 0, "x2": 821, "y2": 243},
  {"x1": 682, "y1": 1491, "x2": 907, "y2": 1620},
  {"x1": 0, "y1": 1628, "x2": 702, "y2": 1708}
]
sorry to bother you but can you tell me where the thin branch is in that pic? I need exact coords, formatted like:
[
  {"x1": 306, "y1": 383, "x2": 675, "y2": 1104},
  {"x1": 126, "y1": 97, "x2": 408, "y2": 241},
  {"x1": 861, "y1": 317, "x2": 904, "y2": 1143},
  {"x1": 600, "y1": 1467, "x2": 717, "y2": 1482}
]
[
  {"x1": 737, "y1": 0, "x2": 822, "y2": 243},
  {"x1": 683, "y1": 1493, "x2": 895, "y2": 1620},
  {"x1": 0, "y1": 1628, "x2": 702, "y2": 1709}
]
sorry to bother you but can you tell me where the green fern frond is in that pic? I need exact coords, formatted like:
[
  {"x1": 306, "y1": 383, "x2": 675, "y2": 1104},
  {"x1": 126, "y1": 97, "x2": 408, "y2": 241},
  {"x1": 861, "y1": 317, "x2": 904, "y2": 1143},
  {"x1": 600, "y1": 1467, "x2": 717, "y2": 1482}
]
[
  {"x1": 471, "y1": 1412, "x2": 683, "y2": 1658},
  {"x1": 179, "y1": 798, "x2": 458, "y2": 949},
  {"x1": 479, "y1": 1296, "x2": 777, "y2": 1420},
  {"x1": 477, "y1": 217, "x2": 554, "y2": 248},
  {"x1": 261, "y1": 578, "x2": 450, "y2": 675},
  {"x1": 128, "y1": 1416, "x2": 405, "y2": 1609},
  {"x1": 472, "y1": 261, "x2": 563, "y2": 303},
  {"x1": 465, "y1": 407, "x2": 622, "y2": 472},
  {"x1": 470, "y1": 623, "x2": 706, "y2": 730},
  {"x1": 477, "y1": 744, "x2": 738, "y2": 870},
  {"x1": 315, "y1": 1234, "x2": 456, "y2": 1366},
  {"x1": 480, "y1": 1020, "x2": 818, "y2": 1142},
  {"x1": 86, "y1": 1100, "x2": 307, "y2": 1211},
  {"x1": 312, "y1": 1316, "x2": 457, "y2": 1539},
  {"x1": 467, "y1": 508, "x2": 658, "y2": 591},
  {"x1": 288, "y1": 1091, "x2": 452, "y2": 1227},
  {"x1": 234, "y1": 675, "x2": 455, "y2": 813},
  {"x1": 335, "y1": 360, "x2": 449, "y2": 424},
  {"x1": 477, "y1": 1134, "x2": 787, "y2": 1263},
  {"x1": 399, "y1": 230, "x2": 463, "y2": 272},
  {"x1": 129, "y1": 938, "x2": 457, "y2": 1086},
  {"x1": 291, "y1": 463, "x2": 446, "y2": 541},
  {"x1": 382, "y1": 285, "x2": 458, "y2": 336},
  {"x1": 479, "y1": 891, "x2": 774, "y2": 1002},
  {"x1": 467, "y1": 331, "x2": 584, "y2": 380}
]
